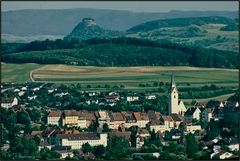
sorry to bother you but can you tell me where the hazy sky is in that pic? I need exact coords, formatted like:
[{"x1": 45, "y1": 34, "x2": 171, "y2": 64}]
[{"x1": 2, "y1": 1, "x2": 238, "y2": 12}]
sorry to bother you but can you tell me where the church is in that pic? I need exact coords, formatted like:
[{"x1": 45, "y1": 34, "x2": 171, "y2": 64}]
[{"x1": 168, "y1": 74, "x2": 186, "y2": 116}]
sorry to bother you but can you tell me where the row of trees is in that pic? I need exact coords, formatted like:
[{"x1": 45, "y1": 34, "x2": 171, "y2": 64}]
[{"x1": 2, "y1": 37, "x2": 237, "y2": 68}]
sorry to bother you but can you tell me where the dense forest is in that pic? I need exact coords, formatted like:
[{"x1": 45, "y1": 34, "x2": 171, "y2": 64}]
[
  {"x1": 2, "y1": 37, "x2": 237, "y2": 68},
  {"x1": 127, "y1": 16, "x2": 235, "y2": 32}
]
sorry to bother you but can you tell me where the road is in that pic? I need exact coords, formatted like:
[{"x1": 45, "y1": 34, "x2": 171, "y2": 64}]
[{"x1": 30, "y1": 70, "x2": 35, "y2": 82}]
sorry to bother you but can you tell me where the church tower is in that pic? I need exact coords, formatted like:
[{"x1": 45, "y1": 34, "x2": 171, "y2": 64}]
[{"x1": 168, "y1": 74, "x2": 179, "y2": 114}]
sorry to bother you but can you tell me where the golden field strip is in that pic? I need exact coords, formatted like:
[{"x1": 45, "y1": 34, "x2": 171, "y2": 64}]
[
  {"x1": 31, "y1": 65, "x2": 238, "y2": 87},
  {"x1": 2, "y1": 63, "x2": 238, "y2": 88}
]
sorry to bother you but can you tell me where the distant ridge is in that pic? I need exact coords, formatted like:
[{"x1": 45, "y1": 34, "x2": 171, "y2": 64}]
[{"x1": 2, "y1": 8, "x2": 238, "y2": 36}]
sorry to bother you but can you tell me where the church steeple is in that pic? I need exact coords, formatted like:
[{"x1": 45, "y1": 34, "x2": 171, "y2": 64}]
[
  {"x1": 168, "y1": 73, "x2": 179, "y2": 114},
  {"x1": 170, "y1": 73, "x2": 178, "y2": 92}
]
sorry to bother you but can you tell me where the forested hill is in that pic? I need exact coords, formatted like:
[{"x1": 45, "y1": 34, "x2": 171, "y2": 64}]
[
  {"x1": 2, "y1": 38, "x2": 237, "y2": 69},
  {"x1": 65, "y1": 18, "x2": 124, "y2": 41},
  {"x1": 128, "y1": 16, "x2": 236, "y2": 32}
]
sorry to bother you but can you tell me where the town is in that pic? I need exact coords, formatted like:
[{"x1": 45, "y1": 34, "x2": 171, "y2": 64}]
[{"x1": 1, "y1": 75, "x2": 239, "y2": 160}]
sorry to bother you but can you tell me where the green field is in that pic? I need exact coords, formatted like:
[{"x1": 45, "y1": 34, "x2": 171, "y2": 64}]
[
  {"x1": 2, "y1": 63, "x2": 238, "y2": 89},
  {"x1": 1, "y1": 63, "x2": 43, "y2": 83}
]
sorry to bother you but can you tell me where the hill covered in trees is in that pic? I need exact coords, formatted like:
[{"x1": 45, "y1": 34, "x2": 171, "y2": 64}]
[
  {"x1": 127, "y1": 16, "x2": 235, "y2": 33},
  {"x1": 2, "y1": 38, "x2": 237, "y2": 68},
  {"x1": 65, "y1": 18, "x2": 124, "y2": 41}
]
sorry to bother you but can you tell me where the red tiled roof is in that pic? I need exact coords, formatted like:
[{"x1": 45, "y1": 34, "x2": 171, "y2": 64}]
[
  {"x1": 63, "y1": 110, "x2": 78, "y2": 116},
  {"x1": 79, "y1": 111, "x2": 96, "y2": 121},
  {"x1": 133, "y1": 112, "x2": 149, "y2": 121},
  {"x1": 161, "y1": 115, "x2": 173, "y2": 122},
  {"x1": 110, "y1": 112, "x2": 125, "y2": 121},
  {"x1": 49, "y1": 111, "x2": 62, "y2": 117}
]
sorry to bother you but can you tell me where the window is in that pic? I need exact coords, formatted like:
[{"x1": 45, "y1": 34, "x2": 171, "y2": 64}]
[{"x1": 174, "y1": 96, "x2": 176, "y2": 98}]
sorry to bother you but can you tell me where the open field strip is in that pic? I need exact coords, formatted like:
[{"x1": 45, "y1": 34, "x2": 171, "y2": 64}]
[
  {"x1": 31, "y1": 65, "x2": 238, "y2": 87},
  {"x1": 1, "y1": 63, "x2": 43, "y2": 83},
  {"x1": 2, "y1": 63, "x2": 238, "y2": 89},
  {"x1": 182, "y1": 93, "x2": 236, "y2": 103}
]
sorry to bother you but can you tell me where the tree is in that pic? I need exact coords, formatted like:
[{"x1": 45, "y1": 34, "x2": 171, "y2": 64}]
[
  {"x1": 39, "y1": 147, "x2": 61, "y2": 160},
  {"x1": 102, "y1": 123, "x2": 110, "y2": 132},
  {"x1": 0, "y1": 124, "x2": 9, "y2": 145},
  {"x1": 82, "y1": 142, "x2": 92, "y2": 154},
  {"x1": 93, "y1": 145, "x2": 106, "y2": 156},
  {"x1": 17, "y1": 110, "x2": 31, "y2": 125},
  {"x1": 185, "y1": 133, "x2": 198, "y2": 158},
  {"x1": 9, "y1": 137, "x2": 38, "y2": 158},
  {"x1": 107, "y1": 136, "x2": 131, "y2": 160}
]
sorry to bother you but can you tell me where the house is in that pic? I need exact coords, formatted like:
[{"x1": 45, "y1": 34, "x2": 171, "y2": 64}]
[
  {"x1": 54, "y1": 92, "x2": 69, "y2": 97},
  {"x1": 32, "y1": 87, "x2": 40, "y2": 91},
  {"x1": 78, "y1": 111, "x2": 96, "y2": 128},
  {"x1": 86, "y1": 99, "x2": 99, "y2": 105},
  {"x1": 133, "y1": 112, "x2": 150, "y2": 128},
  {"x1": 224, "y1": 101, "x2": 239, "y2": 112},
  {"x1": 147, "y1": 111, "x2": 161, "y2": 121},
  {"x1": 147, "y1": 114, "x2": 174, "y2": 133},
  {"x1": 147, "y1": 120, "x2": 164, "y2": 133},
  {"x1": 57, "y1": 132, "x2": 108, "y2": 150},
  {"x1": 171, "y1": 129, "x2": 182, "y2": 140},
  {"x1": 161, "y1": 115, "x2": 174, "y2": 129},
  {"x1": 95, "y1": 110, "x2": 111, "y2": 128},
  {"x1": 126, "y1": 93, "x2": 139, "y2": 102},
  {"x1": 1, "y1": 144, "x2": 10, "y2": 151},
  {"x1": 219, "y1": 137, "x2": 239, "y2": 151},
  {"x1": 28, "y1": 95, "x2": 37, "y2": 100},
  {"x1": 138, "y1": 129, "x2": 150, "y2": 138},
  {"x1": 186, "y1": 124, "x2": 201, "y2": 133},
  {"x1": 62, "y1": 110, "x2": 79, "y2": 127},
  {"x1": 38, "y1": 139, "x2": 53, "y2": 151},
  {"x1": 136, "y1": 129, "x2": 150, "y2": 148},
  {"x1": 136, "y1": 136, "x2": 145, "y2": 148},
  {"x1": 53, "y1": 146, "x2": 74, "y2": 159},
  {"x1": 122, "y1": 112, "x2": 137, "y2": 128},
  {"x1": 206, "y1": 100, "x2": 224, "y2": 109},
  {"x1": 145, "y1": 94, "x2": 156, "y2": 100},
  {"x1": 105, "y1": 92, "x2": 120, "y2": 102},
  {"x1": 184, "y1": 107, "x2": 201, "y2": 122},
  {"x1": 1, "y1": 97, "x2": 18, "y2": 108},
  {"x1": 201, "y1": 108, "x2": 214, "y2": 122},
  {"x1": 108, "y1": 112, "x2": 125, "y2": 129},
  {"x1": 47, "y1": 111, "x2": 62, "y2": 126},
  {"x1": 18, "y1": 91, "x2": 25, "y2": 96},
  {"x1": 21, "y1": 87, "x2": 27, "y2": 91},
  {"x1": 211, "y1": 150, "x2": 233, "y2": 159},
  {"x1": 170, "y1": 113, "x2": 183, "y2": 128},
  {"x1": 131, "y1": 153, "x2": 160, "y2": 159}
]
